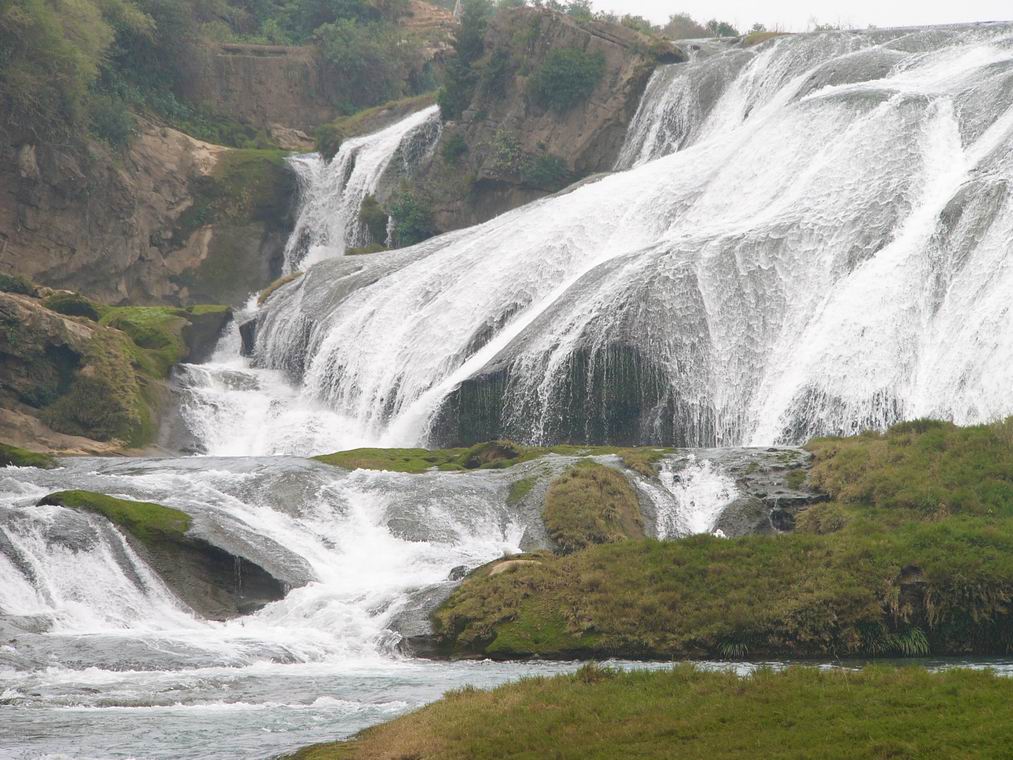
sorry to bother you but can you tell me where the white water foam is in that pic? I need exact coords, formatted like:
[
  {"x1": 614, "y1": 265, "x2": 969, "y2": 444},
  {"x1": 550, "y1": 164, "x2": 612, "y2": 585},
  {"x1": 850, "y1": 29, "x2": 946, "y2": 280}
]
[{"x1": 215, "y1": 24, "x2": 1013, "y2": 455}]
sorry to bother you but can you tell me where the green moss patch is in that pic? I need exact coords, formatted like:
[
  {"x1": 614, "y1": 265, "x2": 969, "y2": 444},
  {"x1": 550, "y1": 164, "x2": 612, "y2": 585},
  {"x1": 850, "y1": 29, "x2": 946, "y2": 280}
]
[
  {"x1": 39, "y1": 490, "x2": 190, "y2": 547},
  {"x1": 43, "y1": 292, "x2": 100, "y2": 321},
  {"x1": 0, "y1": 442, "x2": 56, "y2": 469},
  {"x1": 543, "y1": 462, "x2": 644, "y2": 553},
  {"x1": 315, "y1": 441, "x2": 671, "y2": 476},
  {"x1": 434, "y1": 420, "x2": 1013, "y2": 659},
  {"x1": 39, "y1": 301, "x2": 229, "y2": 446},
  {"x1": 287, "y1": 665, "x2": 1013, "y2": 760}
]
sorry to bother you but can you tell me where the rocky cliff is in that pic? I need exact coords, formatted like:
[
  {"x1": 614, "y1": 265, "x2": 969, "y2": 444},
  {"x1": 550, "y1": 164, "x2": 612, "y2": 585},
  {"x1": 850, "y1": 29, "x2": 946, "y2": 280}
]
[
  {"x1": 0, "y1": 286, "x2": 230, "y2": 453},
  {"x1": 372, "y1": 7, "x2": 684, "y2": 234},
  {"x1": 0, "y1": 121, "x2": 296, "y2": 306},
  {"x1": 181, "y1": 1, "x2": 455, "y2": 135}
]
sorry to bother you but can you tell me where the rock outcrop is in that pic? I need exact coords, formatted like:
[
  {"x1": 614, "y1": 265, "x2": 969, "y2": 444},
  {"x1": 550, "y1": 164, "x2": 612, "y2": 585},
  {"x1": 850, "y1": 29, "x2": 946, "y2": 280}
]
[
  {"x1": 0, "y1": 290, "x2": 231, "y2": 452},
  {"x1": 0, "y1": 121, "x2": 296, "y2": 306},
  {"x1": 373, "y1": 8, "x2": 684, "y2": 234},
  {"x1": 181, "y1": 2, "x2": 455, "y2": 134},
  {"x1": 38, "y1": 490, "x2": 288, "y2": 619}
]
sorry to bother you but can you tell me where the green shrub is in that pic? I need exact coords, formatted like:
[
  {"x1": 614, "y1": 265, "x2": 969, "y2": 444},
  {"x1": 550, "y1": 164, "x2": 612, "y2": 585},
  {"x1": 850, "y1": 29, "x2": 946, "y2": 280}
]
[
  {"x1": 479, "y1": 48, "x2": 512, "y2": 97},
  {"x1": 0, "y1": 273, "x2": 37, "y2": 297},
  {"x1": 527, "y1": 47, "x2": 605, "y2": 112},
  {"x1": 438, "y1": 0, "x2": 493, "y2": 120},
  {"x1": 358, "y1": 194, "x2": 389, "y2": 244},
  {"x1": 521, "y1": 153, "x2": 571, "y2": 190},
  {"x1": 43, "y1": 292, "x2": 100, "y2": 321},
  {"x1": 389, "y1": 191, "x2": 437, "y2": 247},
  {"x1": 441, "y1": 132, "x2": 469, "y2": 164},
  {"x1": 87, "y1": 92, "x2": 134, "y2": 147}
]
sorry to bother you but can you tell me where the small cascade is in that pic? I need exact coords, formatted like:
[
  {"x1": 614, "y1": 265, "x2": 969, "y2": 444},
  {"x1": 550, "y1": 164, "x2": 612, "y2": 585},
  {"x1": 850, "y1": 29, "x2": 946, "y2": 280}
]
[
  {"x1": 282, "y1": 106, "x2": 440, "y2": 271},
  {"x1": 656, "y1": 456, "x2": 739, "y2": 536}
]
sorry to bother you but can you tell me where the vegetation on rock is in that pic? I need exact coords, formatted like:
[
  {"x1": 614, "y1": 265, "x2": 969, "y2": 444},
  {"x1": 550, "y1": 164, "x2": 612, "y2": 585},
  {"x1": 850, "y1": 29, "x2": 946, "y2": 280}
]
[
  {"x1": 0, "y1": 274, "x2": 38, "y2": 297},
  {"x1": 258, "y1": 272, "x2": 304, "y2": 305},
  {"x1": 315, "y1": 440, "x2": 669, "y2": 475},
  {"x1": 389, "y1": 191, "x2": 438, "y2": 247},
  {"x1": 43, "y1": 293, "x2": 101, "y2": 322},
  {"x1": 527, "y1": 47, "x2": 605, "y2": 111},
  {"x1": 432, "y1": 420, "x2": 1013, "y2": 659},
  {"x1": 543, "y1": 461, "x2": 643, "y2": 552},
  {"x1": 39, "y1": 490, "x2": 191, "y2": 547},
  {"x1": 0, "y1": 442, "x2": 57, "y2": 469},
  {"x1": 289, "y1": 664, "x2": 1013, "y2": 759},
  {"x1": 358, "y1": 195, "x2": 390, "y2": 244}
]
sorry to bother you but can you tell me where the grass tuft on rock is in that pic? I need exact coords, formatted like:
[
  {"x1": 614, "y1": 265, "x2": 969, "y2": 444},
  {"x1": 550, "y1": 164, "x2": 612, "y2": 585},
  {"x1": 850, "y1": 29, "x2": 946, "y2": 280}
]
[
  {"x1": 286, "y1": 665, "x2": 1013, "y2": 760},
  {"x1": 0, "y1": 442, "x2": 57, "y2": 469},
  {"x1": 39, "y1": 490, "x2": 191, "y2": 547},
  {"x1": 543, "y1": 461, "x2": 643, "y2": 553}
]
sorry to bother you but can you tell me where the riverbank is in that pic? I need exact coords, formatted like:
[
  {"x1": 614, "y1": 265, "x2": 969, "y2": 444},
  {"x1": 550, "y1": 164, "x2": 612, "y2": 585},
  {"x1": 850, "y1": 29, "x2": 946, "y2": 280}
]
[{"x1": 287, "y1": 663, "x2": 1013, "y2": 759}]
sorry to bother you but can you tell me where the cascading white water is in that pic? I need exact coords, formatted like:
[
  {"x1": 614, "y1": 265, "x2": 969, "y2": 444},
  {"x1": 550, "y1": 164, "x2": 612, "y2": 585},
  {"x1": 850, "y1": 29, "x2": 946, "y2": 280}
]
[
  {"x1": 235, "y1": 24, "x2": 1013, "y2": 453},
  {"x1": 0, "y1": 457, "x2": 563, "y2": 758},
  {"x1": 282, "y1": 105, "x2": 440, "y2": 271}
]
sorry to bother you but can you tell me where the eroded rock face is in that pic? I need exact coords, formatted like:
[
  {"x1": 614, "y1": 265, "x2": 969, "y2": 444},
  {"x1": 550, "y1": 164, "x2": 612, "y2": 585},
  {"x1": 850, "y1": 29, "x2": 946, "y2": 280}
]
[
  {"x1": 0, "y1": 123, "x2": 295, "y2": 306},
  {"x1": 379, "y1": 7, "x2": 684, "y2": 232}
]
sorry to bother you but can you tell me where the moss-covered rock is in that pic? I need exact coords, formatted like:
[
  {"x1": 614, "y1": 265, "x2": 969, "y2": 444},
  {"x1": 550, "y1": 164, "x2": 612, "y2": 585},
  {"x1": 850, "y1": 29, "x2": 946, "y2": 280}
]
[
  {"x1": 38, "y1": 490, "x2": 286, "y2": 619},
  {"x1": 0, "y1": 442, "x2": 56, "y2": 469},
  {"x1": 170, "y1": 149, "x2": 297, "y2": 306},
  {"x1": 543, "y1": 461, "x2": 644, "y2": 553},
  {"x1": 0, "y1": 273, "x2": 37, "y2": 297},
  {"x1": 1, "y1": 290, "x2": 230, "y2": 449},
  {"x1": 43, "y1": 292, "x2": 101, "y2": 321}
]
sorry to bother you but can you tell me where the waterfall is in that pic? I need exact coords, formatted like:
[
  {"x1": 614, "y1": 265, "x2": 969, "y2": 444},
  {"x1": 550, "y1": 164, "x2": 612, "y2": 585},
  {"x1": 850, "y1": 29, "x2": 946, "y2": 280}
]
[
  {"x1": 282, "y1": 105, "x2": 440, "y2": 271},
  {"x1": 233, "y1": 24, "x2": 1013, "y2": 452}
]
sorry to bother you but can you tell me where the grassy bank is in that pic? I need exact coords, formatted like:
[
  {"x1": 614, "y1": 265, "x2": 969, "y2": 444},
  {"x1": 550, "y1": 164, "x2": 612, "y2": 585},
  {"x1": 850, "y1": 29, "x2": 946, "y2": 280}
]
[
  {"x1": 289, "y1": 664, "x2": 1013, "y2": 759},
  {"x1": 314, "y1": 441, "x2": 669, "y2": 475},
  {"x1": 431, "y1": 420, "x2": 1013, "y2": 659}
]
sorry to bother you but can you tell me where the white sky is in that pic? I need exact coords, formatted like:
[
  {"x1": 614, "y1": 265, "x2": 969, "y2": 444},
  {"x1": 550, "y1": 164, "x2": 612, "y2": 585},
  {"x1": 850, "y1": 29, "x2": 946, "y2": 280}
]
[{"x1": 594, "y1": 0, "x2": 1011, "y2": 32}]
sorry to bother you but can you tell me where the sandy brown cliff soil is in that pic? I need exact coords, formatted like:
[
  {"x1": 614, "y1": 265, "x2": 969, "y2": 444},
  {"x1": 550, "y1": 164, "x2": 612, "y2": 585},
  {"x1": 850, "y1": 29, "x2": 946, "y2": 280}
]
[{"x1": 0, "y1": 121, "x2": 295, "y2": 306}]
